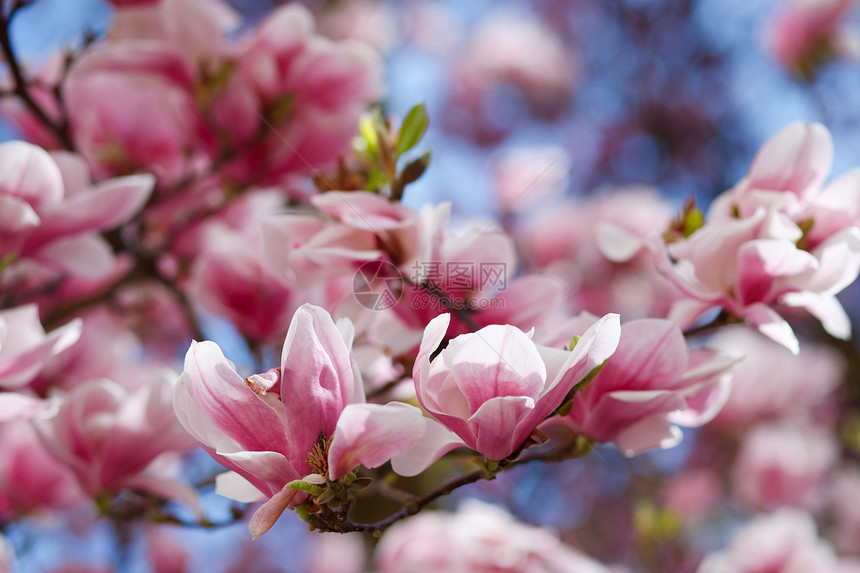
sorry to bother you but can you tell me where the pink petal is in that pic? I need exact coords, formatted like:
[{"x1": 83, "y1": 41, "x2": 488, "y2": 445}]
[
  {"x1": 0, "y1": 195, "x2": 39, "y2": 233},
  {"x1": 667, "y1": 299, "x2": 718, "y2": 330},
  {"x1": 33, "y1": 174, "x2": 155, "y2": 247},
  {"x1": 595, "y1": 221, "x2": 644, "y2": 262},
  {"x1": 475, "y1": 274, "x2": 565, "y2": 330},
  {"x1": 539, "y1": 312, "x2": 621, "y2": 393},
  {"x1": 279, "y1": 304, "x2": 361, "y2": 472},
  {"x1": 583, "y1": 389, "x2": 686, "y2": 443},
  {"x1": 745, "y1": 122, "x2": 832, "y2": 199},
  {"x1": 390, "y1": 416, "x2": 465, "y2": 477},
  {"x1": 735, "y1": 240, "x2": 818, "y2": 305},
  {"x1": 38, "y1": 234, "x2": 115, "y2": 278},
  {"x1": 0, "y1": 315, "x2": 82, "y2": 389},
  {"x1": 174, "y1": 341, "x2": 291, "y2": 455},
  {"x1": 468, "y1": 395, "x2": 535, "y2": 460},
  {"x1": 741, "y1": 303, "x2": 799, "y2": 355},
  {"x1": 215, "y1": 447, "x2": 298, "y2": 492},
  {"x1": 590, "y1": 319, "x2": 688, "y2": 395},
  {"x1": 327, "y1": 402, "x2": 425, "y2": 480},
  {"x1": 249, "y1": 482, "x2": 299, "y2": 539},
  {"x1": 0, "y1": 141, "x2": 64, "y2": 209},
  {"x1": 449, "y1": 325, "x2": 547, "y2": 413},
  {"x1": 801, "y1": 227, "x2": 860, "y2": 294},
  {"x1": 668, "y1": 373, "x2": 733, "y2": 428},
  {"x1": 49, "y1": 151, "x2": 91, "y2": 198},
  {"x1": 782, "y1": 291, "x2": 852, "y2": 340},
  {"x1": 413, "y1": 313, "x2": 452, "y2": 408},
  {"x1": 614, "y1": 415, "x2": 683, "y2": 457},
  {"x1": 0, "y1": 392, "x2": 56, "y2": 422}
]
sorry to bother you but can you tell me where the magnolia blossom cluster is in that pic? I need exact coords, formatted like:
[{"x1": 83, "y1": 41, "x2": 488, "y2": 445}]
[
  {"x1": 602, "y1": 122, "x2": 860, "y2": 355},
  {"x1": 3, "y1": 0, "x2": 860, "y2": 570}
]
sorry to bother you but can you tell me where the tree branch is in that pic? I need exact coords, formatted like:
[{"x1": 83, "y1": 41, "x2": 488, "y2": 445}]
[{"x1": 0, "y1": 1, "x2": 74, "y2": 149}]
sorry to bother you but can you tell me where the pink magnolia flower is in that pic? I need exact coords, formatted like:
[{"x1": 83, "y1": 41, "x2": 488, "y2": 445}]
[
  {"x1": 397, "y1": 214, "x2": 521, "y2": 337},
  {"x1": 374, "y1": 499, "x2": 611, "y2": 573},
  {"x1": 64, "y1": 42, "x2": 213, "y2": 183},
  {"x1": 446, "y1": 10, "x2": 578, "y2": 141},
  {"x1": 261, "y1": 211, "x2": 381, "y2": 290},
  {"x1": 765, "y1": 0, "x2": 855, "y2": 76},
  {"x1": 28, "y1": 307, "x2": 142, "y2": 394},
  {"x1": 174, "y1": 303, "x2": 459, "y2": 537},
  {"x1": 413, "y1": 311, "x2": 620, "y2": 461},
  {"x1": 732, "y1": 421, "x2": 839, "y2": 511},
  {"x1": 109, "y1": 0, "x2": 238, "y2": 64},
  {"x1": 554, "y1": 318, "x2": 736, "y2": 456},
  {"x1": 187, "y1": 192, "x2": 298, "y2": 343},
  {"x1": 173, "y1": 304, "x2": 362, "y2": 537},
  {"x1": 654, "y1": 123, "x2": 860, "y2": 353},
  {"x1": 707, "y1": 326, "x2": 842, "y2": 429},
  {"x1": 319, "y1": 0, "x2": 398, "y2": 54},
  {"x1": 490, "y1": 145, "x2": 571, "y2": 213},
  {"x1": 35, "y1": 369, "x2": 198, "y2": 503},
  {"x1": 518, "y1": 187, "x2": 679, "y2": 318},
  {"x1": 0, "y1": 416, "x2": 84, "y2": 518},
  {"x1": 0, "y1": 142, "x2": 154, "y2": 279},
  {"x1": 262, "y1": 193, "x2": 447, "y2": 299},
  {"x1": 0, "y1": 304, "x2": 80, "y2": 390},
  {"x1": 212, "y1": 4, "x2": 384, "y2": 185},
  {"x1": 304, "y1": 532, "x2": 366, "y2": 573},
  {"x1": 146, "y1": 526, "x2": 189, "y2": 573},
  {"x1": 697, "y1": 509, "x2": 839, "y2": 573}
]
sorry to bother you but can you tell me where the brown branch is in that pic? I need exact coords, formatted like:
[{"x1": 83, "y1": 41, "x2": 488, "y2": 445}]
[
  {"x1": 316, "y1": 468, "x2": 487, "y2": 535},
  {"x1": 0, "y1": 1, "x2": 74, "y2": 149},
  {"x1": 310, "y1": 433, "x2": 594, "y2": 535}
]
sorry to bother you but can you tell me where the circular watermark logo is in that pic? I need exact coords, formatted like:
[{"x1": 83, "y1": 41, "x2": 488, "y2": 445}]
[{"x1": 352, "y1": 260, "x2": 403, "y2": 311}]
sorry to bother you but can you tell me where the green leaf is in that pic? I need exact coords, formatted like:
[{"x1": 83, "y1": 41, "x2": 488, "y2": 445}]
[{"x1": 395, "y1": 103, "x2": 429, "y2": 159}]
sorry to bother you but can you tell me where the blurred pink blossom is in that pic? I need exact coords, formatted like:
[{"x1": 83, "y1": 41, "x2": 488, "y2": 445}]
[
  {"x1": 64, "y1": 43, "x2": 213, "y2": 184},
  {"x1": 35, "y1": 368, "x2": 198, "y2": 502},
  {"x1": 765, "y1": 0, "x2": 856, "y2": 76},
  {"x1": 375, "y1": 499, "x2": 611, "y2": 573},
  {"x1": 0, "y1": 303, "x2": 80, "y2": 390},
  {"x1": 697, "y1": 509, "x2": 839, "y2": 573},
  {"x1": 654, "y1": 123, "x2": 860, "y2": 353},
  {"x1": 708, "y1": 326, "x2": 842, "y2": 429},
  {"x1": 0, "y1": 416, "x2": 84, "y2": 518},
  {"x1": 732, "y1": 421, "x2": 839, "y2": 511},
  {"x1": 0, "y1": 142, "x2": 154, "y2": 279}
]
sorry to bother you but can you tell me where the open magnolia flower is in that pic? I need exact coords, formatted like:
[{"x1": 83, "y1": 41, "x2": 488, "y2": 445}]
[
  {"x1": 0, "y1": 141, "x2": 154, "y2": 279},
  {"x1": 549, "y1": 318, "x2": 737, "y2": 456},
  {"x1": 601, "y1": 123, "x2": 860, "y2": 354},
  {"x1": 413, "y1": 312, "x2": 621, "y2": 461},
  {"x1": 173, "y1": 303, "x2": 461, "y2": 537}
]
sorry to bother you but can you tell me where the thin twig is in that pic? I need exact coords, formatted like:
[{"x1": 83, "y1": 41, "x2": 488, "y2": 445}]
[{"x1": 0, "y1": 1, "x2": 73, "y2": 149}]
